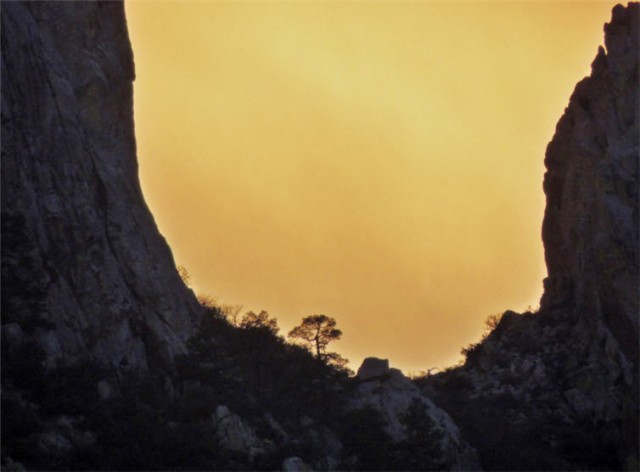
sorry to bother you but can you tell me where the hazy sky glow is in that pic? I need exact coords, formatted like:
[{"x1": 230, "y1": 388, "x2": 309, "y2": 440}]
[{"x1": 126, "y1": 1, "x2": 618, "y2": 373}]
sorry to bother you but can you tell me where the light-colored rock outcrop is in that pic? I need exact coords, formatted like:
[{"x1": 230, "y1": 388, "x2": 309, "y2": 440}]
[
  {"x1": 1, "y1": 2, "x2": 202, "y2": 370},
  {"x1": 212, "y1": 405, "x2": 266, "y2": 460},
  {"x1": 352, "y1": 358, "x2": 480, "y2": 470}
]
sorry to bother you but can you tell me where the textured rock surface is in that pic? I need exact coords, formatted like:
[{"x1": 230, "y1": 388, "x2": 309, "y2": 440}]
[
  {"x1": 427, "y1": 308, "x2": 636, "y2": 469},
  {"x1": 352, "y1": 360, "x2": 480, "y2": 470},
  {"x1": 355, "y1": 357, "x2": 390, "y2": 380},
  {"x1": 426, "y1": 6, "x2": 639, "y2": 469},
  {"x1": 211, "y1": 405, "x2": 266, "y2": 459},
  {"x1": 1, "y1": 1, "x2": 201, "y2": 370},
  {"x1": 541, "y1": 2, "x2": 639, "y2": 361}
]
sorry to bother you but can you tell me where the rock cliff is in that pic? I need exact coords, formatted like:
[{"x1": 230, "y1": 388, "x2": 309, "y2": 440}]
[
  {"x1": 2, "y1": 1, "x2": 638, "y2": 470},
  {"x1": 425, "y1": 5, "x2": 639, "y2": 469},
  {"x1": 541, "y1": 2, "x2": 639, "y2": 361},
  {"x1": 1, "y1": 1, "x2": 201, "y2": 371}
]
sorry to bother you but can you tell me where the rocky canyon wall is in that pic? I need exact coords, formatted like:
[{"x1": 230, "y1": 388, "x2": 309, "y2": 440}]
[
  {"x1": 541, "y1": 3, "x2": 639, "y2": 361},
  {"x1": 1, "y1": 1, "x2": 639, "y2": 470},
  {"x1": 1, "y1": 1, "x2": 201, "y2": 371},
  {"x1": 426, "y1": 5, "x2": 638, "y2": 469}
]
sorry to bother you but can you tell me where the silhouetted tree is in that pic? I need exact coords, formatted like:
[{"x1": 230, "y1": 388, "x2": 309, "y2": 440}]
[
  {"x1": 240, "y1": 310, "x2": 279, "y2": 335},
  {"x1": 177, "y1": 265, "x2": 192, "y2": 287},
  {"x1": 220, "y1": 304, "x2": 243, "y2": 327},
  {"x1": 485, "y1": 312, "x2": 503, "y2": 331},
  {"x1": 322, "y1": 351, "x2": 350, "y2": 371},
  {"x1": 287, "y1": 314, "x2": 342, "y2": 360}
]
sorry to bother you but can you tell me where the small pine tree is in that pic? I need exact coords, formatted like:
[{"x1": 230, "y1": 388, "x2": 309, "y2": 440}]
[{"x1": 287, "y1": 314, "x2": 342, "y2": 360}]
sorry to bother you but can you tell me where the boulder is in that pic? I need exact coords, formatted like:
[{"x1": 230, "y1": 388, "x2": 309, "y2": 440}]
[
  {"x1": 356, "y1": 357, "x2": 389, "y2": 380},
  {"x1": 351, "y1": 360, "x2": 480, "y2": 470},
  {"x1": 212, "y1": 405, "x2": 265, "y2": 459}
]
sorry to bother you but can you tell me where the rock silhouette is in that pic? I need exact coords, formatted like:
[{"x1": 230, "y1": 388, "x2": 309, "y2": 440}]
[
  {"x1": 1, "y1": 2, "x2": 201, "y2": 371},
  {"x1": 1, "y1": 1, "x2": 637, "y2": 470},
  {"x1": 542, "y1": 3, "x2": 638, "y2": 362}
]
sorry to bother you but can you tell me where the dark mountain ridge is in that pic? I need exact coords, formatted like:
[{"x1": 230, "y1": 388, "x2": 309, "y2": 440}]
[{"x1": 1, "y1": 1, "x2": 638, "y2": 470}]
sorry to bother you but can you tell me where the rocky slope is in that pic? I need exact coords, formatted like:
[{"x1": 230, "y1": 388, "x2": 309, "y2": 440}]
[
  {"x1": 426, "y1": 307, "x2": 637, "y2": 470},
  {"x1": 352, "y1": 358, "x2": 480, "y2": 470},
  {"x1": 1, "y1": 1, "x2": 201, "y2": 371}
]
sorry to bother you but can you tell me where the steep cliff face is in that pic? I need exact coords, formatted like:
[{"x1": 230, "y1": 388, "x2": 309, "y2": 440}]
[
  {"x1": 541, "y1": 3, "x2": 639, "y2": 361},
  {"x1": 426, "y1": 4, "x2": 639, "y2": 470},
  {"x1": 1, "y1": 1, "x2": 201, "y2": 370}
]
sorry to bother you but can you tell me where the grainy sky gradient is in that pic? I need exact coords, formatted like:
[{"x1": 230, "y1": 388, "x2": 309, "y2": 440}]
[{"x1": 126, "y1": 1, "x2": 619, "y2": 373}]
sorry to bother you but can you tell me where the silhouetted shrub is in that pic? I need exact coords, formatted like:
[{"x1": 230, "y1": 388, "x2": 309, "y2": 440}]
[
  {"x1": 340, "y1": 406, "x2": 394, "y2": 470},
  {"x1": 461, "y1": 341, "x2": 484, "y2": 365},
  {"x1": 394, "y1": 398, "x2": 446, "y2": 471}
]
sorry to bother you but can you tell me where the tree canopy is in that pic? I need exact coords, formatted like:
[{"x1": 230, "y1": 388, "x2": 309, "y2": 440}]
[
  {"x1": 287, "y1": 314, "x2": 342, "y2": 360},
  {"x1": 239, "y1": 310, "x2": 279, "y2": 335}
]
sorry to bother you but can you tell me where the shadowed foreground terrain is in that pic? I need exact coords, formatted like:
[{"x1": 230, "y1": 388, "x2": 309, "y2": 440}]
[{"x1": 1, "y1": 1, "x2": 638, "y2": 470}]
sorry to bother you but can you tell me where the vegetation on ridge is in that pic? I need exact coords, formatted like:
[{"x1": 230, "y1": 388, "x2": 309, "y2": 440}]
[{"x1": 2, "y1": 262, "x2": 448, "y2": 471}]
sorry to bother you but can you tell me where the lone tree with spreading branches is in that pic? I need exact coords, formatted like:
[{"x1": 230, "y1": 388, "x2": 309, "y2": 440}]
[{"x1": 288, "y1": 314, "x2": 342, "y2": 360}]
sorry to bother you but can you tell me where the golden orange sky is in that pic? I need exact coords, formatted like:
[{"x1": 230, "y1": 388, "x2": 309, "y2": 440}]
[{"x1": 126, "y1": 0, "x2": 619, "y2": 374}]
